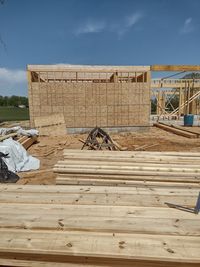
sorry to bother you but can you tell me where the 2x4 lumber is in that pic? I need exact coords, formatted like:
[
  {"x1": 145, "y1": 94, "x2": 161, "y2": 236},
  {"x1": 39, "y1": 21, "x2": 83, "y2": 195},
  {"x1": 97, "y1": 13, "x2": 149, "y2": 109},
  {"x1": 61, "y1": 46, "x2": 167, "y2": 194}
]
[
  {"x1": 56, "y1": 177, "x2": 200, "y2": 188},
  {"x1": 154, "y1": 123, "x2": 197, "y2": 138},
  {"x1": 54, "y1": 166, "x2": 200, "y2": 179},
  {"x1": 63, "y1": 152, "x2": 200, "y2": 161},
  {"x1": 56, "y1": 173, "x2": 200, "y2": 183},
  {"x1": 0, "y1": 204, "x2": 199, "y2": 236},
  {"x1": 1, "y1": 184, "x2": 199, "y2": 196},
  {"x1": 151, "y1": 65, "x2": 200, "y2": 72},
  {"x1": 56, "y1": 159, "x2": 200, "y2": 169},
  {"x1": 0, "y1": 229, "x2": 199, "y2": 263},
  {"x1": 62, "y1": 155, "x2": 200, "y2": 165},
  {"x1": 0, "y1": 185, "x2": 198, "y2": 207},
  {"x1": 171, "y1": 125, "x2": 200, "y2": 137},
  {"x1": 0, "y1": 184, "x2": 198, "y2": 195},
  {"x1": 63, "y1": 149, "x2": 200, "y2": 157},
  {"x1": 55, "y1": 174, "x2": 200, "y2": 184},
  {"x1": 0, "y1": 189, "x2": 197, "y2": 207}
]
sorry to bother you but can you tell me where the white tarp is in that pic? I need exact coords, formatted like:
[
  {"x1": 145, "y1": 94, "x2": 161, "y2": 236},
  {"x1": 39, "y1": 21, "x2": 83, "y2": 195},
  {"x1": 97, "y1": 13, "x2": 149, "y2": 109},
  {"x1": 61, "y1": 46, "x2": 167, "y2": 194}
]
[
  {"x1": 0, "y1": 126, "x2": 38, "y2": 136},
  {"x1": 0, "y1": 138, "x2": 40, "y2": 172}
]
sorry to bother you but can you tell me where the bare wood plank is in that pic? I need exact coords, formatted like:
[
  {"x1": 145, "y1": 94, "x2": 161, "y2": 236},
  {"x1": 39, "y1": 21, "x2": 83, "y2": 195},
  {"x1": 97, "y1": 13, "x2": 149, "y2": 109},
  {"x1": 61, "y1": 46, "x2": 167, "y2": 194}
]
[
  {"x1": 0, "y1": 191, "x2": 197, "y2": 206},
  {"x1": 56, "y1": 159, "x2": 200, "y2": 169},
  {"x1": 151, "y1": 65, "x2": 200, "y2": 72},
  {"x1": 0, "y1": 204, "x2": 199, "y2": 236},
  {"x1": 56, "y1": 176, "x2": 200, "y2": 187},
  {"x1": 0, "y1": 185, "x2": 198, "y2": 195},
  {"x1": 154, "y1": 123, "x2": 197, "y2": 138},
  {"x1": 0, "y1": 229, "x2": 199, "y2": 263}
]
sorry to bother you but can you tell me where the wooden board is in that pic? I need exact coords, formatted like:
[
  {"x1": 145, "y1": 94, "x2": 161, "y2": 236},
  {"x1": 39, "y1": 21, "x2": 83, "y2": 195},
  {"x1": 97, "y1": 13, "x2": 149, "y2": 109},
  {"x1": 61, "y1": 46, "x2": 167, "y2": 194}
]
[
  {"x1": 154, "y1": 123, "x2": 198, "y2": 138},
  {"x1": 151, "y1": 65, "x2": 200, "y2": 71},
  {"x1": 0, "y1": 185, "x2": 198, "y2": 206}
]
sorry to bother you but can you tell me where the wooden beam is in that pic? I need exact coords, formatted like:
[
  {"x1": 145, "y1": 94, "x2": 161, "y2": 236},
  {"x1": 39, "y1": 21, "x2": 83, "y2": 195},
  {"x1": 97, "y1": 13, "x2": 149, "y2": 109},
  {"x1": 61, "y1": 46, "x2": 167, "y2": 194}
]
[
  {"x1": 56, "y1": 177, "x2": 200, "y2": 188},
  {"x1": 27, "y1": 65, "x2": 150, "y2": 73},
  {"x1": 0, "y1": 184, "x2": 198, "y2": 206},
  {"x1": 151, "y1": 65, "x2": 200, "y2": 71},
  {"x1": 154, "y1": 123, "x2": 198, "y2": 138},
  {"x1": 0, "y1": 204, "x2": 199, "y2": 235},
  {"x1": 0, "y1": 229, "x2": 199, "y2": 263}
]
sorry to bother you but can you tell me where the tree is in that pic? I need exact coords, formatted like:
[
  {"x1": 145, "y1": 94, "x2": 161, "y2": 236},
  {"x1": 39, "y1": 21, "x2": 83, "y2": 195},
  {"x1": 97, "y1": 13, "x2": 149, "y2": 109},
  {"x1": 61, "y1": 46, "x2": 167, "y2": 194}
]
[{"x1": 0, "y1": 95, "x2": 28, "y2": 107}]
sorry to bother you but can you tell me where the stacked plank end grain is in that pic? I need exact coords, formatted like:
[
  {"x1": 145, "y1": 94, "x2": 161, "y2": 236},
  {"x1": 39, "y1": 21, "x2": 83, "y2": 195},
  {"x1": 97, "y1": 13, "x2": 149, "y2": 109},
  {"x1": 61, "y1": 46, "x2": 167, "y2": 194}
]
[
  {"x1": 54, "y1": 149, "x2": 200, "y2": 187},
  {"x1": 0, "y1": 184, "x2": 200, "y2": 266}
]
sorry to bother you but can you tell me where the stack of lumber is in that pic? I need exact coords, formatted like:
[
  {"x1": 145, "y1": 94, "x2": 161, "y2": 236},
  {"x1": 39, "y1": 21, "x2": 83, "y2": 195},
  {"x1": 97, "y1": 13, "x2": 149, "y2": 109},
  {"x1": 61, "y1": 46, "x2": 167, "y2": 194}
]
[
  {"x1": 17, "y1": 135, "x2": 37, "y2": 149},
  {"x1": 54, "y1": 149, "x2": 200, "y2": 187},
  {"x1": 0, "y1": 184, "x2": 199, "y2": 266}
]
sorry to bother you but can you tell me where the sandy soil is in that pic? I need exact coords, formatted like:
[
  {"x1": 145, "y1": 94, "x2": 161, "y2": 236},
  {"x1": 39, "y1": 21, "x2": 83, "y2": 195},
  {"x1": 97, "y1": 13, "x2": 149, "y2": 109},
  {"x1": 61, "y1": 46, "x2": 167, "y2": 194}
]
[{"x1": 17, "y1": 126, "x2": 200, "y2": 185}]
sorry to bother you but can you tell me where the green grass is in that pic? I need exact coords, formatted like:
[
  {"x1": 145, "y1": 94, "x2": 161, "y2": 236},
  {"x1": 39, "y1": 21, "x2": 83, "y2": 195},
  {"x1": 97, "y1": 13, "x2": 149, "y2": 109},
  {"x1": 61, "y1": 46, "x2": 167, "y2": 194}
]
[{"x1": 0, "y1": 107, "x2": 30, "y2": 122}]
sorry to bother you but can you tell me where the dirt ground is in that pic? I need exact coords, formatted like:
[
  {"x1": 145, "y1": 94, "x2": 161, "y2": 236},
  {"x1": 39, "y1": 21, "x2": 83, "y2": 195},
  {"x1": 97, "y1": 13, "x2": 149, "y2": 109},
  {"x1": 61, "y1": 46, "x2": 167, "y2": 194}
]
[{"x1": 17, "y1": 126, "x2": 200, "y2": 185}]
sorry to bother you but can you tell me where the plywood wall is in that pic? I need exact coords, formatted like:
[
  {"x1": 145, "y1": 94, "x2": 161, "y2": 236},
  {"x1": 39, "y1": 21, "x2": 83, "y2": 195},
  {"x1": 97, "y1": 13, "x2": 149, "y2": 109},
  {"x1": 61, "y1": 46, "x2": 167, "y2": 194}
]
[{"x1": 29, "y1": 77, "x2": 150, "y2": 128}]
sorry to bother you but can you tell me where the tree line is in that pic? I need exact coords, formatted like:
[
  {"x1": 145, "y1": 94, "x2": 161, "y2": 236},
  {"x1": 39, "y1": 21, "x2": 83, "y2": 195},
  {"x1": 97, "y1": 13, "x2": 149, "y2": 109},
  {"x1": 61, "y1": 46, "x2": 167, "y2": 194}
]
[{"x1": 0, "y1": 95, "x2": 28, "y2": 107}]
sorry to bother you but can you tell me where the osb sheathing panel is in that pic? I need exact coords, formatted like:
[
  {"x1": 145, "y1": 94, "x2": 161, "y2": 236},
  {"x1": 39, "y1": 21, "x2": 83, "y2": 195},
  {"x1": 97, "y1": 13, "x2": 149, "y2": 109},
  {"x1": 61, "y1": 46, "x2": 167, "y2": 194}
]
[
  {"x1": 34, "y1": 113, "x2": 66, "y2": 136},
  {"x1": 29, "y1": 80, "x2": 150, "y2": 128}
]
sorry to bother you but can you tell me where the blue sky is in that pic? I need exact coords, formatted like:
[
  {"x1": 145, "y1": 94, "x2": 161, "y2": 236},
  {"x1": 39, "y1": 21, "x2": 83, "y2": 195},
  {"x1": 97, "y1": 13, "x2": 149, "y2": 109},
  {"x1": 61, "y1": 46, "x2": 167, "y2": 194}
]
[{"x1": 0, "y1": 0, "x2": 200, "y2": 96}]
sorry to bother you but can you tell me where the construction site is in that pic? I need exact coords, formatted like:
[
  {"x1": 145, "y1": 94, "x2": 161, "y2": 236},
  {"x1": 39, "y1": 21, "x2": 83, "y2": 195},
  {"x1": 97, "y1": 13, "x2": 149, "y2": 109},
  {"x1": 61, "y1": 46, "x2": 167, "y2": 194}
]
[{"x1": 0, "y1": 64, "x2": 200, "y2": 267}]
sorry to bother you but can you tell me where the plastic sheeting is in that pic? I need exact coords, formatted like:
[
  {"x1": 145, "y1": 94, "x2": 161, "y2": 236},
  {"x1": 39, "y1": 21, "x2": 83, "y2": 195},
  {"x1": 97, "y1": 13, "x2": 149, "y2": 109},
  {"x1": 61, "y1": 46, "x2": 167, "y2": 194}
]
[
  {"x1": 0, "y1": 126, "x2": 38, "y2": 137},
  {"x1": 0, "y1": 153, "x2": 20, "y2": 183},
  {"x1": 0, "y1": 138, "x2": 40, "y2": 172}
]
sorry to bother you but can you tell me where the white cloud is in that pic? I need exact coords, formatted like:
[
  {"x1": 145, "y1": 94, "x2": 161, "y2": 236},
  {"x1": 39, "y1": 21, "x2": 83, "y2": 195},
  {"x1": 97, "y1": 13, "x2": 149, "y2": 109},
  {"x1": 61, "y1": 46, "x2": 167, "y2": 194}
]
[
  {"x1": 110, "y1": 12, "x2": 143, "y2": 38},
  {"x1": 75, "y1": 12, "x2": 143, "y2": 38},
  {"x1": 125, "y1": 12, "x2": 143, "y2": 28},
  {"x1": 0, "y1": 68, "x2": 26, "y2": 83},
  {"x1": 75, "y1": 20, "x2": 106, "y2": 35},
  {"x1": 0, "y1": 68, "x2": 27, "y2": 96},
  {"x1": 180, "y1": 17, "x2": 194, "y2": 34}
]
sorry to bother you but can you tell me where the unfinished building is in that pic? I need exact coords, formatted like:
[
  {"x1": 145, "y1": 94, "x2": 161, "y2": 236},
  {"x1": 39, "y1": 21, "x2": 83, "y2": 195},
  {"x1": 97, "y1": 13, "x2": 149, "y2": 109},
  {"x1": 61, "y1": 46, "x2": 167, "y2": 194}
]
[
  {"x1": 27, "y1": 65, "x2": 151, "y2": 132},
  {"x1": 151, "y1": 65, "x2": 200, "y2": 119}
]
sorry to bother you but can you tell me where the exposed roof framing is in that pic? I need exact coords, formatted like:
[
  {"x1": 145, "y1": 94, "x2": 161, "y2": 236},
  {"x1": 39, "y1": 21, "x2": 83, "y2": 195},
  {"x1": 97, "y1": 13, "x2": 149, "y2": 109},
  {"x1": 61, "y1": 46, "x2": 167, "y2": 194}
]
[{"x1": 27, "y1": 64, "x2": 150, "y2": 72}]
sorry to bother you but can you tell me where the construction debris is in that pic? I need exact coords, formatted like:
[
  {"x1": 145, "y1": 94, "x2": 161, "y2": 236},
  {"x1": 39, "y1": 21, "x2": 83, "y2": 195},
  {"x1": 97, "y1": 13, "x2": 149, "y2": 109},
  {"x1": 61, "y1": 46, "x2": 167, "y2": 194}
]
[{"x1": 0, "y1": 126, "x2": 38, "y2": 150}]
